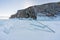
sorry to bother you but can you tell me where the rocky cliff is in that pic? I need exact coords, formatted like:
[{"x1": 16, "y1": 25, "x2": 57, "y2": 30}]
[{"x1": 10, "y1": 2, "x2": 60, "y2": 19}]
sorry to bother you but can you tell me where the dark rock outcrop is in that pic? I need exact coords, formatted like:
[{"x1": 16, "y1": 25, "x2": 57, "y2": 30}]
[{"x1": 10, "y1": 2, "x2": 60, "y2": 19}]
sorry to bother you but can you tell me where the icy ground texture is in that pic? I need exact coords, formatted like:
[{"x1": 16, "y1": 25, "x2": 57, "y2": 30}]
[
  {"x1": 37, "y1": 16, "x2": 60, "y2": 21},
  {"x1": 0, "y1": 19, "x2": 60, "y2": 40}
]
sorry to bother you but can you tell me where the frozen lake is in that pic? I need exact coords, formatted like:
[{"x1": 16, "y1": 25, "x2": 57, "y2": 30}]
[{"x1": 0, "y1": 18, "x2": 60, "y2": 40}]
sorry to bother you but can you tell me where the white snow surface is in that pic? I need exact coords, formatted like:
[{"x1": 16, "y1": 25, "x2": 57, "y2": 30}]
[{"x1": 0, "y1": 19, "x2": 60, "y2": 40}]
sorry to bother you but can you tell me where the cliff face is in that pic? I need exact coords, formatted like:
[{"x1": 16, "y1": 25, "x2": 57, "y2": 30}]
[
  {"x1": 10, "y1": 7, "x2": 37, "y2": 19},
  {"x1": 10, "y1": 2, "x2": 60, "y2": 19}
]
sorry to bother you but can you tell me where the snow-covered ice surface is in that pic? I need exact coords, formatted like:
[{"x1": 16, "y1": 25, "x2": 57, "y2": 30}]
[
  {"x1": 0, "y1": 17, "x2": 60, "y2": 40},
  {"x1": 37, "y1": 16, "x2": 60, "y2": 21}
]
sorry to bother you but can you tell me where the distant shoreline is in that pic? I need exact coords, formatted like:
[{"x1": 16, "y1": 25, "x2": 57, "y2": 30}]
[{"x1": 0, "y1": 16, "x2": 9, "y2": 19}]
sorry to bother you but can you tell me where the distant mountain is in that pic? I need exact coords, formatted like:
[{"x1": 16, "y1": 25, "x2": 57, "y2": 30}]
[{"x1": 10, "y1": 2, "x2": 60, "y2": 19}]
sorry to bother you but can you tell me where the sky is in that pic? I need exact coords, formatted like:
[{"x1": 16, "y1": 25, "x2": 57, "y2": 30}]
[{"x1": 0, "y1": 0, "x2": 60, "y2": 19}]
